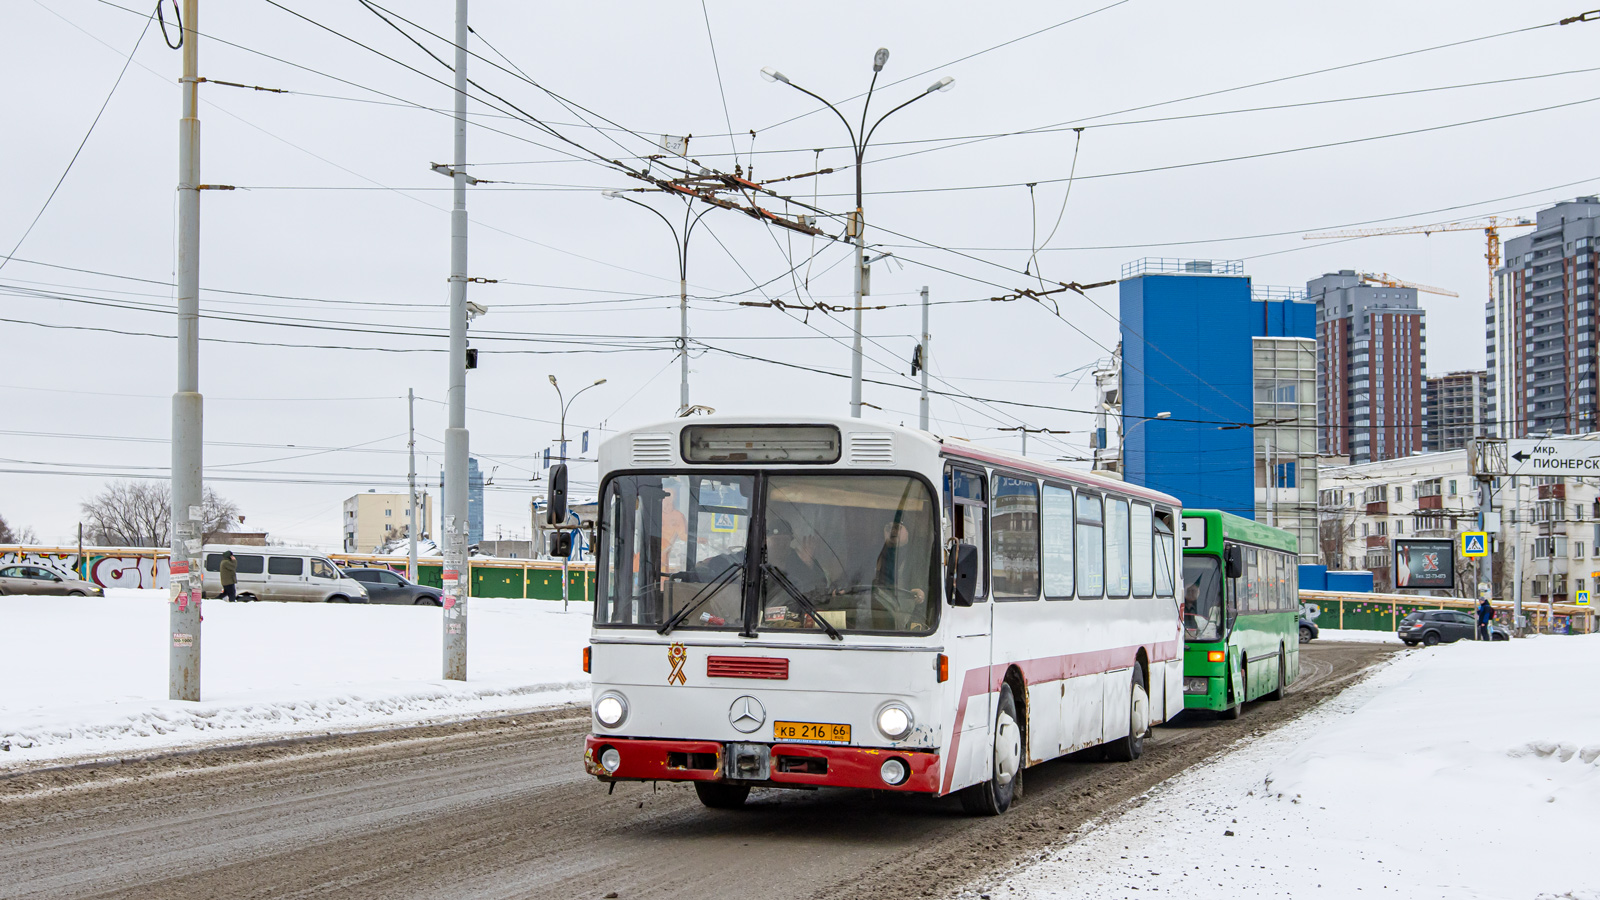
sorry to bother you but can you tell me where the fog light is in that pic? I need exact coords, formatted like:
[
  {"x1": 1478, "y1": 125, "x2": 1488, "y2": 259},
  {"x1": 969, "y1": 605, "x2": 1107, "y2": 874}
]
[
  {"x1": 600, "y1": 746, "x2": 621, "y2": 773},
  {"x1": 880, "y1": 757, "x2": 909, "y2": 786},
  {"x1": 877, "y1": 703, "x2": 913, "y2": 740},
  {"x1": 1183, "y1": 677, "x2": 1209, "y2": 694},
  {"x1": 594, "y1": 692, "x2": 628, "y2": 727}
]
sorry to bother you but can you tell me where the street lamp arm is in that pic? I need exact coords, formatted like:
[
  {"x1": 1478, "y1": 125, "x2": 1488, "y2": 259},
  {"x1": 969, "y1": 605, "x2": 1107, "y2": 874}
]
[
  {"x1": 857, "y1": 68, "x2": 881, "y2": 153},
  {"x1": 614, "y1": 194, "x2": 685, "y2": 277},
  {"x1": 775, "y1": 79, "x2": 859, "y2": 152},
  {"x1": 862, "y1": 88, "x2": 936, "y2": 153},
  {"x1": 680, "y1": 203, "x2": 718, "y2": 275}
]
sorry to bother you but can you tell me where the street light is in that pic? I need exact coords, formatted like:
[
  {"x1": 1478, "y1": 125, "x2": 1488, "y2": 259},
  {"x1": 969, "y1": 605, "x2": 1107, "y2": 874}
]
[
  {"x1": 549, "y1": 375, "x2": 607, "y2": 462},
  {"x1": 1119, "y1": 412, "x2": 1171, "y2": 474},
  {"x1": 761, "y1": 50, "x2": 954, "y2": 418},
  {"x1": 602, "y1": 191, "x2": 714, "y2": 416}
]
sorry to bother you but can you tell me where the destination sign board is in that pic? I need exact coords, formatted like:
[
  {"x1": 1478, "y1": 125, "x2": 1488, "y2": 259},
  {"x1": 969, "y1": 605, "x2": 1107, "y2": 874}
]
[{"x1": 1504, "y1": 439, "x2": 1600, "y2": 476}]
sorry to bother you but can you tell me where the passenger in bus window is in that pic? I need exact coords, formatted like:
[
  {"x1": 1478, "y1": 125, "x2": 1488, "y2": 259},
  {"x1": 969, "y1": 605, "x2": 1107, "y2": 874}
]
[
  {"x1": 765, "y1": 517, "x2": 831, "y2": 600},
  {"x1": 875, "y1": 520, "x2": 928, "y2": 629}
]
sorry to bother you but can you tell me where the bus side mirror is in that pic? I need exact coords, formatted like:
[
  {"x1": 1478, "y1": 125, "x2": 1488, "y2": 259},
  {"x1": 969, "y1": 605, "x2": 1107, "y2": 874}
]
[
  {"x1": 1224, "y1": 544, "x2": 1243, "y2": 580},
  {"x1": 546, "y1": 463, "x2": 568, "y2": 526},
  {"x1": 948, "y1": 543, "x2": 979, "y2": 607}
]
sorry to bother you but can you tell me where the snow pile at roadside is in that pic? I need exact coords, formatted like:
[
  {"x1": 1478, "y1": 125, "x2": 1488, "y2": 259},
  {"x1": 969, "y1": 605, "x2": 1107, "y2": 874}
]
[
  {"x1": 989, "y1": 635, "x2": 1600, "y2": 899},
  {"x1": 1315, "y1": 627, "x2": 1402, "y2": 644},
  {"x1": 0, "y1": 591, "x2": 592, "y2": 766}
]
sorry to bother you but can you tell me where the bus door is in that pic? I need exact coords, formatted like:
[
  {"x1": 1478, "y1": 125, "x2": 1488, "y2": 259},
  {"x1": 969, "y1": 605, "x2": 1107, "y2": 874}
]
[{"x1": 945, "y1": 464, "x2": 992, "y2": 788}]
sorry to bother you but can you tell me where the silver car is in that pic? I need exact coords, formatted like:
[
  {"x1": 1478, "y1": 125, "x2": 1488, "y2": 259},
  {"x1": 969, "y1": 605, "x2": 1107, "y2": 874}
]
[
  {"x1": 200, "y1": 546, "x2": 370, "y2": 603},
  {"x1": 0, "y1": 564, "x2": 104, "y2": 596}
]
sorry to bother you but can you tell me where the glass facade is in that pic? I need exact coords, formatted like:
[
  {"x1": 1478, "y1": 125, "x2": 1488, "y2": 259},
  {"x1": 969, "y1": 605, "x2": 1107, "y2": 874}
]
[{"x1": 1254, "y1": 337, "x2": 1319, "y2": 562}]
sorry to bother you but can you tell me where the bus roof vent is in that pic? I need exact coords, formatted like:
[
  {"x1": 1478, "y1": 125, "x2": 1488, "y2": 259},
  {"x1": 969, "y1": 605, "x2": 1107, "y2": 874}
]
[
  {"x1": 848, "y1": 432, "x2": 894, "y2": 466},
  {"x1": 631, "y1": 433, "x2": 675, "y2": 466}
]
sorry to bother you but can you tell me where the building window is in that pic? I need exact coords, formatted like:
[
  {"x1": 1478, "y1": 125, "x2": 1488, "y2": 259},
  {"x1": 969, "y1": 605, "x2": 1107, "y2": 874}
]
[{"x1": 1448, "y1": 480, "x2": 1458, "y2": 496}]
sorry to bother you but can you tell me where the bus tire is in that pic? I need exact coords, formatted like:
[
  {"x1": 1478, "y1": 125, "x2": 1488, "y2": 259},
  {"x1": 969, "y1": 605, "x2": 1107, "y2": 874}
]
[
  {"x1": 1264, "y1": 647, "x2": 1286, "y2": 701},
  {"x1": 694, "y1": 782, "x2": 750, "y2": 809},
  {"x1": 1104, "y1": 666, "x2": 1149, "y2": 762},
  {"x1": 960, "y1": 682, "x2": 1021, "y2": 816}
]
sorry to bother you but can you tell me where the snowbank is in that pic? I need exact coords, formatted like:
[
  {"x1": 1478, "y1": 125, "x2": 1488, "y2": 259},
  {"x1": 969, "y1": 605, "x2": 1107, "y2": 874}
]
[
  {"x1": 1315, "y1": 627, "x2": 1403, "y2": 644},
  {"x1": 991, "y1": 635, "x2": 1600, "y2": 900},
  {"x1": 0, "y1": 590, "x2": 592, "y2": 767}
]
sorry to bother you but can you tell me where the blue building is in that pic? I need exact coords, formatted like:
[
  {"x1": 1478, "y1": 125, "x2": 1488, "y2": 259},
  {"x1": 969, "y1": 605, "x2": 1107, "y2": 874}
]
[
  {"x1": 439, "y1": 456, "x2": 486, "y2": 547},
  {"x1": 1119, "y1": 259, "x2": 1316, "y2": 531}
]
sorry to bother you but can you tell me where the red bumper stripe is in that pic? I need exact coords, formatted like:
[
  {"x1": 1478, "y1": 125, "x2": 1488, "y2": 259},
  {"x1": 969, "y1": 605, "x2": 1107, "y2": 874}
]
[{"x1": 584, "y1": 735, "x2": 940, "y2": 793}]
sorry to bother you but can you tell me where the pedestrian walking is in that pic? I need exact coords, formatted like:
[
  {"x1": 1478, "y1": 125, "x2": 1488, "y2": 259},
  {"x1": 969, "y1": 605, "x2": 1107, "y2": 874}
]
[
  {"x1": 1476, "y1": 596, "x2": 1494, "y2": 641},
  {"x1": 219, "y1": 550, "x2": 238, "y2": 602}
]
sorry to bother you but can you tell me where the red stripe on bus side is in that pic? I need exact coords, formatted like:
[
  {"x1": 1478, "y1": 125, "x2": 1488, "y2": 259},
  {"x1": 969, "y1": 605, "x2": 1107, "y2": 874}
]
[{"x1": 938, "y1": 639, "x2": 1181, "y2": 796}]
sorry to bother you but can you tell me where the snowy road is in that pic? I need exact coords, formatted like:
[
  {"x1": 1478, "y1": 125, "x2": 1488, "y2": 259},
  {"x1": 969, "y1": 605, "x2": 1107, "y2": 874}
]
[{"x1": 0, "y1": 642, "x2": 1394, "y2": 900}]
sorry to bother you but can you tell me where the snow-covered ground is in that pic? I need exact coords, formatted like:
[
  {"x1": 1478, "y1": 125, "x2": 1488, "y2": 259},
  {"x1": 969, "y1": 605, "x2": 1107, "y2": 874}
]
[
  {"x1": 1315, "y1": 627, "x2": 1403, "y2": 644},
  {"x1": 986, "y1": 634, "x2": 1600, "y2": 900},
  {"x1": 0, "y1": 590, "x2": 591, "y2": 767}
]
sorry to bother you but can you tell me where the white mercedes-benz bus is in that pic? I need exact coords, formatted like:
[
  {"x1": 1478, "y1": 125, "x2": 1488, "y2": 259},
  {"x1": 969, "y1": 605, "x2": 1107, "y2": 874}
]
[{"x1": 580, "y1": 416, "x2": 1183, "y2": 814}]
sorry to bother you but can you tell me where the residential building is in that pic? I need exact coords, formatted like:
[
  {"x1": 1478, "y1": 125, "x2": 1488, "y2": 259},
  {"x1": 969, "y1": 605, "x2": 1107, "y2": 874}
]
[
  {"x1": 1119, "y1": 259, "x2": 1316, "y2": 554},
  {"x1": 1310, "y1": 270, "x2": 1426, "y2": 463},
  {"x1": 342, "y1": 490, "x2": 432, "y2": 554},
  {"x1": 1424, "y1": 370, "x2": 1490, "y2": 452},
  {"x1": 1488, "y1": 196, "x2": 1600, "y2": 438},
  {"x1": 439, "y1": 457, "x2": 486, "y2": 548},
  {"x1": 1318, "y1": 449, "x2": 1600, "y2": 604}
]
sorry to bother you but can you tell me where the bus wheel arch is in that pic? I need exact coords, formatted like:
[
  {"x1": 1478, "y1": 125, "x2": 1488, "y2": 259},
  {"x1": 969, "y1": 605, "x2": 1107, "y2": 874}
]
[
  {"x1": 959, "y1": 678, "x2": 1023, "y2": 816},
  {"x1": 1004, "y1": 666, "x2": 1029, "y2": 786}
]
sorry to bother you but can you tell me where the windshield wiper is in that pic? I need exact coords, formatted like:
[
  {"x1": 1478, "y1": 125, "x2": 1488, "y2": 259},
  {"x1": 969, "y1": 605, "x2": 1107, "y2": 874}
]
[
  {"x1": 762, "y1": 562, "x2": 842, "y2": 641},
  {"x1": 657, "y1": 562, "x2": 744, "y2": 636}
]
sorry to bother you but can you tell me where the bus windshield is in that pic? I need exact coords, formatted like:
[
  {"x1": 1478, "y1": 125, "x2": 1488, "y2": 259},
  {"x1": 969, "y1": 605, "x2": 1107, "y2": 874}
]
[
  {"x1": 595, "y1": 472, "x2": 938, "y2": 635},
  {"x1": 760, "y1": 475, "x2": 937, "y2": 635},
  {"x1": 1183, "y1": 555, "x2": 1224, "y2": 642}
]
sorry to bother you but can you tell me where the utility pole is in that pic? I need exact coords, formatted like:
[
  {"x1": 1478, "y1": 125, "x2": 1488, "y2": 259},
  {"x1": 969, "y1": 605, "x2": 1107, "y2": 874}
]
[
  {"x1": 1513, "y1": 477, "x2": 1525, "y2": 635},
  {"x1": 441, "y1": 0, "x2": 470, "y2": 681},
  {"x1": 408, "y1": 388, "x2": 418, "y2": 583},
  {"x1": 1546, "y1": 502, "x2": 1555, "y2": 634},
  {"x1": 918, "y1": 285, "x2": 930, "y2": 431},
  {"x1": 169, "y1": 0, "x2": 203, "y2": 702}
]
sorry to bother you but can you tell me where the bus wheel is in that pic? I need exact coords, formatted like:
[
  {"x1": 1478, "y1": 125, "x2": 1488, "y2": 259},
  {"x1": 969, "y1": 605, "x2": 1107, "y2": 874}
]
[
  {"x1": 1105, "y1": 666, "x2": 1150, "y2": 762},
  {"x1": 694, "y1": 782, "x2": 750, "y2": 809},
  {"x1": 1264, "y1": 647, "x2": 1286, "y2": 701},
  {"x1": 960, "y1": 682, "x2": 1021, "y2": 816}
]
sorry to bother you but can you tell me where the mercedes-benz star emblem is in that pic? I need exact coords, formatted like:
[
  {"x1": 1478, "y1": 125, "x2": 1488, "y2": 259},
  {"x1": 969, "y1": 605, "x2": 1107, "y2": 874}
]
[{"x1": 728, "y1": 695, "x2": 766, "y2": 733}]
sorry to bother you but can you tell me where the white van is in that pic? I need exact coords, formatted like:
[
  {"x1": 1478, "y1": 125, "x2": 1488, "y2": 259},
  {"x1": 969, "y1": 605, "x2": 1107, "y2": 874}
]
[{"x1": 201, "y1": 545, "x2": 371, "y2": 603}]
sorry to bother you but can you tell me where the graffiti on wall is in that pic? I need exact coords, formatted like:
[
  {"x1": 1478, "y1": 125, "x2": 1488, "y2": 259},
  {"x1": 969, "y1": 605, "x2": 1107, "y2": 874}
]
[{"x1": 0, "y1": 549, "x2": 170, "y2": 589}]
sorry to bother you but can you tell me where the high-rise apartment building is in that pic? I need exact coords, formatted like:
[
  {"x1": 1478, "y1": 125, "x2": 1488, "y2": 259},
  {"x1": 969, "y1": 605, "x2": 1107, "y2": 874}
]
[
  {"x1": 1423, "y1": 370, "x2": 1489, "y2": 452},
  {"x1": 439, "y1": 456, "x2": 486, "y2": 547},
  {"x1": 1311, "y1": 270, "x2": 1426, "y2": 463},
  {"x1": 1488, "y1": 196, "x2": 1600, "y2": 438}
]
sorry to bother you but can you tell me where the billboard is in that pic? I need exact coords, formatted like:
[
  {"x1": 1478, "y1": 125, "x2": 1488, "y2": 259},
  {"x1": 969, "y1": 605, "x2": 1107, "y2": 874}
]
[{"x1": 1393, "y1": 539, "x2": 1455, "y2": 590}]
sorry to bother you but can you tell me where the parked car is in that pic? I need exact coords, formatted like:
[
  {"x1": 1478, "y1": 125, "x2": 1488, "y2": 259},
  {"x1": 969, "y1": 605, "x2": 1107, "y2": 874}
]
[
  {"x1": 1298, "y1": 614, "x2": 1319, "y2": 644},
  {"x1": 201, "y1": 545, "x2": 369, "y2": 603},
  {"x1": 340, "y1": 567, "x2": 442, "y2": 606},
  {"x1": 1398, "y1": 609, "x2": 1510, "y2": 646},
  {"x1": 0, "y1": 564, "x2": 104, "y2": 596}
]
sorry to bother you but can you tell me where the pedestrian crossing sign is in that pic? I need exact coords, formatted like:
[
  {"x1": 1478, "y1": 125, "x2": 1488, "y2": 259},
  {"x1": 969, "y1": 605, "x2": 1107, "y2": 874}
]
[
  {"x1": 1578, "y1": 591, "x2": 1592, "y2": 607},
  {"x1": 1460, "y1": 531, "x2": 1489, "y2": 558}
]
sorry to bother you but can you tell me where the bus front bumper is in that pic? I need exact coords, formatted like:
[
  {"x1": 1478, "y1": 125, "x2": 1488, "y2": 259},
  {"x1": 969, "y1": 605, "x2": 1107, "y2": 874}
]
[{"x1": 584, "y1": 735, "x2": 942, "y2": 793}]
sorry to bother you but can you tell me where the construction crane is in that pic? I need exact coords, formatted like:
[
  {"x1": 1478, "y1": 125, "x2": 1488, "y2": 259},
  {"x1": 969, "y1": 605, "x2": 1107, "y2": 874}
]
[
  {"x1": 1303, "y1": 217, "x2": 1535, "y2": 300},
  {"x1": 1357, "y1": 272, "x2": 1458, "y2": 297}
]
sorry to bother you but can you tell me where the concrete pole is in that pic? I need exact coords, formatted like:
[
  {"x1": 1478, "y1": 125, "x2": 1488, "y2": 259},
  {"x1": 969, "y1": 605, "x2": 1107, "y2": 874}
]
[
  {"x1": 850, "y1": 208, "x2": 865, "y2": 418},
  {"x1": 441, "y1": 0, "x2": 470, "y2": 680},
  {"x1": 679, "y1": 276, "x2": 689, "y2": 415},
  {"x1": 408, "y1": 388, "x2": 418, "y2": 582},
  {"x1": 169, "y1": 0, "x2": 203, "y2": 702},
  {"x1": 1513, "y1": 477, "x2": 1524, "y2": 635},
  {"x1": 918, "y1": 285, "x2": 930, "y2": 431}
]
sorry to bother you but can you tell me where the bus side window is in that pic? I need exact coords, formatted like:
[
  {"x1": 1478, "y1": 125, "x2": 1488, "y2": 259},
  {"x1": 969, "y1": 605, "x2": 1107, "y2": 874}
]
[
  {"x1": 1076, "y1": 493, "x2": 1104, "y2": 598},
  {"x1": 1106, "y1": 497, "x2": 1131, "y2": 598},
  {"x1": 1041, "y1": 484, "x2": 1075, "y2": 600},
  {"x1": 1130, "y1": 502, "x2": 1154, "y2": 598},
  {"x1": 947, "y1": 466, "x2": 988, "y2": 602},
  {"x1": 1246, "y1": 548, "x2": 1259, "y2": 613},
  {"x1": 1153, "y1": 509, "x2": 1175, "y2": 598},
  {"x1": 991, "y1": 474, "x2": 1041, "y2": 600}
]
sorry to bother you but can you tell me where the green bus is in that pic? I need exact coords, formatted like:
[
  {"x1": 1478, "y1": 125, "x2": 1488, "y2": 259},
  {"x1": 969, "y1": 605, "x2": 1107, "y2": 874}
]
[{"x1": 1179, "y1": 510, "x2": 1300, "y2": 718}]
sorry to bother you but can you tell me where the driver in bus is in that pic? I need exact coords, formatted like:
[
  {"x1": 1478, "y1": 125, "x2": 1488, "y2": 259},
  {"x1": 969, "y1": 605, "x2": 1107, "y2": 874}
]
[{"x1": 766, "y1": 517, "x2": 831, "y2": 599}]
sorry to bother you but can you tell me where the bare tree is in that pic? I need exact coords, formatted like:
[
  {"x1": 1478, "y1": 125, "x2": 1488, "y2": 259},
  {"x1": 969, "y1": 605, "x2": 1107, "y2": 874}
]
[
  {"x1": 80, "y1": 480, "x2": 242, "y2": 548},
  {"x1": 0, "y1": 513, "x2": 39, "y2": 545}
]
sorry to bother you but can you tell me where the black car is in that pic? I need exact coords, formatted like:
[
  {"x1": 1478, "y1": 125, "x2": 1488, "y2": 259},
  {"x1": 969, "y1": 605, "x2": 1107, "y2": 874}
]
[
  {"x1": 1398, "y1": 609, "x2": 1509, "y2": 646},
  {"x1": 1298, "y1": 615, "x2": 1319, "y2": 644},
  {"x1": 340, "y1": 567, "x2": 442, "y2": 606}
]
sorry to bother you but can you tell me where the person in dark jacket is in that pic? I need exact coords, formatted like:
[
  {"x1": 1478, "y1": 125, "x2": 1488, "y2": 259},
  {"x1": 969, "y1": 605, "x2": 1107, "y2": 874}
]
[
  {"x1": 219, "y1": 551, "x2": 238, "y2": 602},
  {"x1": 1476, "y1": 597, "x2": 1494, "y2": 640}
]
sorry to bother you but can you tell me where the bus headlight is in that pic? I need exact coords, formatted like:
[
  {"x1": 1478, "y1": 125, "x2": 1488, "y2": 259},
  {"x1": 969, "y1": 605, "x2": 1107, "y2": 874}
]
[
  {"x1": 879, "y1": 757, "x2": 909, "y2": 786},
  {"x1": 876, "y1": 703, "x2": 913, "y2": 740},
  {"x1": 599, "y1": 746, "x2": 621, "y2": 773},
  {"x1": 594, "y1": 692, "x2": 628, "y2": 728}
]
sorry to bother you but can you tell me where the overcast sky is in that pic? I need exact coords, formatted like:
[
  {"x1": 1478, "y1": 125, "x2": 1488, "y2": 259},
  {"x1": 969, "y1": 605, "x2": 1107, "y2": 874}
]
[{"x1": 4, "y1": 0, "x2": 1598, "y2": 549}]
